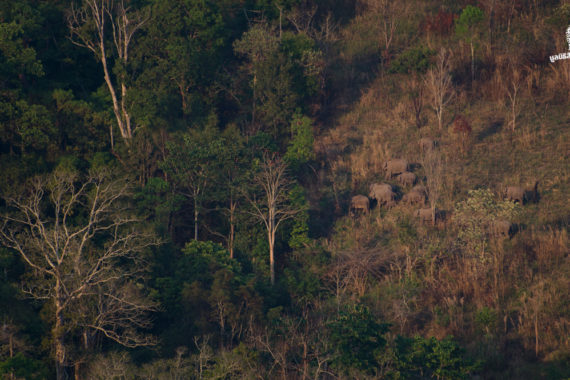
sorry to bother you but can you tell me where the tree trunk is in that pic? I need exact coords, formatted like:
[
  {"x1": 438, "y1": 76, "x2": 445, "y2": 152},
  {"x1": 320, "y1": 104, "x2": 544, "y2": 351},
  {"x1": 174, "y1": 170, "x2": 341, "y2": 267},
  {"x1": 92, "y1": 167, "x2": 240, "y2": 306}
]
[
  {"x1": 55, "y1": 279, "x2": 67, "y2": 380},
  {"x1": 302, "y1": 340, "x2": 308, "y2": 380},
  {"x1": 194, "y1": 198, "x2": 199, "y2": 241},
  {"x1": 269, "y1": 202, "x2": 276, "y2": 285},
  {"x1": 470, "y1": 41, "x2": 475, "y2": 85},
  {"x1": 101, "y1": 43, "x2": 129, "y2": 143},
  {"x1": 229, "y1": 203, "x2": 235, "y2": 259},
  {"x1": 269, "y1": 230, "x2": 275, "y2": 286}
]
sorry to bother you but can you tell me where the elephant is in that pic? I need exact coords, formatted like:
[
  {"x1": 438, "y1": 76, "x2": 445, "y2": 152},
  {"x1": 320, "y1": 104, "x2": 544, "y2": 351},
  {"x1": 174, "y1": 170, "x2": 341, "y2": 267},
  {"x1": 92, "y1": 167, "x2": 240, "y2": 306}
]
[
  {"x1": 402, "y1": 186, "x2": 427, "y2": 206},
  {"x1": 490, "y1": 219, "x2": 513, "y2": 238},
  {"x1": 415, "y1": 208, "x2": 435, "y2": 224},
  {"x1": 369, "y1": 183, "x2": 396, "y2": 207},
  {"x1": 383, "y1": 159, "x2": 409, "y2": 179},
  {"x1": 412, "y1": 185, "x2": 427, "y2": 196},
  {"x1": 504, "y1": 186, "x2": 524, "y2": 204},
  {"x1": 396, "y1": 171, "x2": 417, "y2": 187},
  {"x1": 350, "y1": 195, "x2": 369, "y2": 216},
  {"x1": 419, "y1": 137, "x2": 437, "y2": 152}
]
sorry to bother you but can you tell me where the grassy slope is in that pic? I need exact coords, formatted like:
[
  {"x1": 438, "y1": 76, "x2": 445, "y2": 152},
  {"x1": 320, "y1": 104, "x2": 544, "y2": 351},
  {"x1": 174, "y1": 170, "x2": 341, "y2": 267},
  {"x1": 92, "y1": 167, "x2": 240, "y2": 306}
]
[{"x1": 313, "y1": 2, "x2": 569, "y2": 377}]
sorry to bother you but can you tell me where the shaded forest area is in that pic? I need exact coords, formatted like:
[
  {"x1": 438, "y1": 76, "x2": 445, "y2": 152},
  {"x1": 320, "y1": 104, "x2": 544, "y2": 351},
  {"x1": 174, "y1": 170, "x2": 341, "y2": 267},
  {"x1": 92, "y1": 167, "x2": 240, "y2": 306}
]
[{"x1": 0, "y1": 0, "x2": 568, "y2": 378}]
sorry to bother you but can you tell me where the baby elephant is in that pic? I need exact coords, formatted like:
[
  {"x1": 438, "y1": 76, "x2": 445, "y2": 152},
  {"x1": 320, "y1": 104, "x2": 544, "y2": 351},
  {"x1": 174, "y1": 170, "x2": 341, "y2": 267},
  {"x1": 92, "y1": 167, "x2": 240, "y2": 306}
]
[
  {"x1": 396, "y1": 172, "x2": 417, "y2": 187},
  {"x1": 403, "y1": 185, "x2": 427, "y2": 207},
  {"x1": 490, "y1": 219, "x2": 514, "y2": 238},
  {"x1": 350, "y1": 195, "x2": 370, "y2": 216},
  {"x1": 416, "y1": 208, "x2": 435, "y2": 225},
  {"x1": 419, "y1": 137, "x2": 437, "y2": 152}
]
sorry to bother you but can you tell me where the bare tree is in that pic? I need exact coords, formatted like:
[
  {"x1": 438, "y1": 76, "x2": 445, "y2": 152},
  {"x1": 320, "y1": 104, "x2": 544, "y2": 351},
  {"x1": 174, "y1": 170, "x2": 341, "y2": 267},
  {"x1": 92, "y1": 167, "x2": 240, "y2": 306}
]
[
  {"x1": 363, "y1": 0, "x2": 409, "y2": 71},
  {"x1": 505, "y1": 66, "x2": 522, "y2": 133},
  {"x1": 248, "y1": 153, "x2": 300, "y2": 285},
  {"x1": 0, "y1": 169, "x2": 158, "y2": 380},
  {"x1": 67, "y1": 0, "x2": 148, "y2": 144},
  {"x1": 424, "y1": 49, "x2": 455, "y2": 130}
]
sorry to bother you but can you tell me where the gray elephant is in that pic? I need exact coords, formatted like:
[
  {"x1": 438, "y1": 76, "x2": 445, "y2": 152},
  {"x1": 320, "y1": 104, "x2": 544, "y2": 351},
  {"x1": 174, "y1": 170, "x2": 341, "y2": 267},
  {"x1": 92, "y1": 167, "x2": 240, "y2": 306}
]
[
  {"x1": 369, "y1": 183, "x2": 395, "y2": 207},
  {"x1": 415, "y1": 208, "x2": 435, "y2": 224},
  {"x1": 402, "y1": 185, "x2": 427, "y2": 206},
  {"x1": 419, "y1": 137, "x2": 437, "y2": 152},
  {"x1": 396, "y1": 171, "x2": 417, "y2": 187},
  {"x1": 490, "y1": 219, "x2": 513, "y2": 238},
  {"x1": 350, "y1": 195, "x2": 369, "y2": 216},
  {"x1": 383, "y1": 159, "x2": 409, "y2": 179},
  {"x1": 504, "y1": 186, "x2": 524, "y2": 204}
]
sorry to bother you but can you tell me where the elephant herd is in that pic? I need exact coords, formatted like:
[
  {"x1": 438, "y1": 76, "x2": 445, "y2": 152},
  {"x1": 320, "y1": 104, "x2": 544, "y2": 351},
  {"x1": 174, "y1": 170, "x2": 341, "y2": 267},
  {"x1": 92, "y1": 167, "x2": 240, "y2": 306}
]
[
  {"x1": 349, "y1": 137, "x2": 439, "y2": 217},
  {"x1": 348, "y1": 137, "x2": 538, "y2": 239},
  {"x1": 350, "y1": 153, "x2": 429, "y2": 217}
]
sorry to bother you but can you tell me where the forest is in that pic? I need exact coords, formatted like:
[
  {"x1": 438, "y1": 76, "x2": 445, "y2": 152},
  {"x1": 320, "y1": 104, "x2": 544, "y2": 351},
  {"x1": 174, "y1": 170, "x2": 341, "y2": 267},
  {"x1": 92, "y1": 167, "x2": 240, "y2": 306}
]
[{"x1": 0, "y1": 0, "x2": 568, "y2": 379}]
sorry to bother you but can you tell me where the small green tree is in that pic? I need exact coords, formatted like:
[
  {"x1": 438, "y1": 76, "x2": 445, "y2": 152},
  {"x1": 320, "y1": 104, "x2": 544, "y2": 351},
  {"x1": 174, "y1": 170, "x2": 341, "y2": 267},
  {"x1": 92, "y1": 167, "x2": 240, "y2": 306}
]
[
  {"x1": 453, "y1": 188, "x2": 519, "y2": 261},
  {"x1": 284, "y1": 112, "x2": 315, "y2": 171},
  {"x1": 328, "y1": 304, "x2": 390, "y2": 373},
  {"x1": 395, "y1": 335, "x2": 479, "y2": 379},
  {"x1": 455, "y1": 5, "x2": 485, "y2": 84}
]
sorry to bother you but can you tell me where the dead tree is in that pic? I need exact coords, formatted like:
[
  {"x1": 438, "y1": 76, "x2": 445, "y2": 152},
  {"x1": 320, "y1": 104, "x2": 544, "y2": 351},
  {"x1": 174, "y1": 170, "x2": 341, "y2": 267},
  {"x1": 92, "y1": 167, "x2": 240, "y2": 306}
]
[
  {"x1": 0, "y1": 169, "x2": 158, "y2": 379},
  {"x1": 424, "y1": 48, "x2": 455, "y2": 130},
  {"x1": 505, "y1": 66, "x2": 523, "y2": 133},
  {"x1": 248, "y1": 154, "x2": 300, "y2": 285}
]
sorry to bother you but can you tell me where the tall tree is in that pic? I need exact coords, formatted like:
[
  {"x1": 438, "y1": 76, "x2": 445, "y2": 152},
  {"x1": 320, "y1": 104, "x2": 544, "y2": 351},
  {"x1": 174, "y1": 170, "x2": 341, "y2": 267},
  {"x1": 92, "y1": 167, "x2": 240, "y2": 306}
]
[
  {"x1": 424, "y1": 49, "x2": 454, "y2": 131},
  {"x1": 455, "y1": 5, "x2": 485, "y2": 84},
  {"x1": 212, "y1": 128, "x2": 249, "y2": 258},
  {"x1": 67, "y1": 0, "x2": 149, "y2": 144},
  {"x1": 130, "y1": 0, "x2": 226, "y2": 126},
  {"x1": 248, "y1": 153, "x2": 300, "y2": 285},
  {"x1": 160, "y1": 129, "x2": 222, "y2": 242},
  {"x1": 233, "y1": 24, "x2": 322, "y2": 139},
  {"x1": 0, "y1": 167, "x2": 157, "y2": 379}
]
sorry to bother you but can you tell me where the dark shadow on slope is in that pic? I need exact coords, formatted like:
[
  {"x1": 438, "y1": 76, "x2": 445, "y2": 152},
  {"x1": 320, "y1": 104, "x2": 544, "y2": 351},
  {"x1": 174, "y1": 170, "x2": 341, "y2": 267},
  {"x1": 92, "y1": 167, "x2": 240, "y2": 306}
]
[{"x1": 477, "y1": 118, "x2": 504, "y2": 141}]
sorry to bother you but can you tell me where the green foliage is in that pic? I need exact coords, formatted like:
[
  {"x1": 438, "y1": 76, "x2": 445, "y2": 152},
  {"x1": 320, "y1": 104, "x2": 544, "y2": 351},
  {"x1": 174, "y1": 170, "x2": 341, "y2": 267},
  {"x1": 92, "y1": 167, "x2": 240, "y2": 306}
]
[
  {"x1": 284, "y1": 112, "x2": 315, "y2": 170},
  {"x1": 132, "y1": 0, "x2": 226, "y2": 126},
  {"x1": 234, "y1": 24, "x2": 322, "y2": 141},
  {"x1": 395, "y1": 335, "x2": 479, "y2": 379},
  {"x1": 329, "y1": 304, "x2": 390, "y2": 372},
  {"x1": 181, "y1": 240, "x2": 238, "y2": 273},
  {"x1": 389, "y1": 46, "x2": 435, "y2": 74},
  {"x1": 475, "y1": 306, "x2": 497, "y2": 334},
  {"x1": 0, "y1": 8, "x2": 44, "y2": 80},
  {"x1": 547, "y1": 4, "x2": 570, "y2": 28},
  {"x1": 160, "y1": 128, "x2": 223, "y2": 220},
  {"x1": 153, "y1": 240, "x2": 262, "y2": 353},
  {"x1": 0, "y1": 353, "x2": 49, "y2": 380},
  {"x1": 454, "y1": 188, "x2": 520, "y2": 259},
  {"x1": 455, "y1": 5, "x2": 485, "y2": 38},
  {"x1": 287, "y1": 184, "x2": 310, "y2": 249}
]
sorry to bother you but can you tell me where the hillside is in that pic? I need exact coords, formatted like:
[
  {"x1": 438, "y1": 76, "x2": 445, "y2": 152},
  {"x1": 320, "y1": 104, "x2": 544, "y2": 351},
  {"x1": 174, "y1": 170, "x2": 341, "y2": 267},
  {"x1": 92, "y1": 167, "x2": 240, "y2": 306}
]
[{"x1": 0, "y1": 0, "x2": 568, "y2": 379}]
